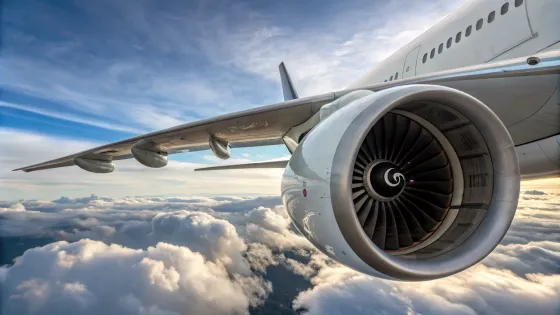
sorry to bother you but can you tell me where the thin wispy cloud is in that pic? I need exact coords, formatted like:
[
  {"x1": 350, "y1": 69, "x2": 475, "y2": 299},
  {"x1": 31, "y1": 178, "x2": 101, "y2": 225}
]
[
  {"x1": 1, "y1": 0, "x2": 464, "y2": 137},
  {"x1": 0, "y1": 101, "x2": 143, "y2": 133}
]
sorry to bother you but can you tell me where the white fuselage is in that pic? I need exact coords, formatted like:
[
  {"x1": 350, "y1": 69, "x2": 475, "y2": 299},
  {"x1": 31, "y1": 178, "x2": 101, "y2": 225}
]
[{"x1": 348, "y1": 0, "x2": 560, "y2": 148}]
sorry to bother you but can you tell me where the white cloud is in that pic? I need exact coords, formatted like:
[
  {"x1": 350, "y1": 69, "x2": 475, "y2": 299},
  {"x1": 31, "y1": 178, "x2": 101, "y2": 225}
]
[
  {"x1": 293, "y1": 264, "x2": 560, "y2": 315},
  {"x1": 243, "y1": 207, "x2": 312, "y2": 250},
  {"x1": 0, "y1": 101, "x2": 143, "y2": 134},
  {"x1": 0, "y1": 196, "x2": 309, "y2": 256},
  {"x1": 148, "y1": 211, "x2": 251, "y2": 274},
  {"x1": 0, "y1": 195, "x2": 314, "y2": 314},
  {"x1": 2, "y1": 240, "x2": 270, "y2": 315},
  {"x1": 483, "y1": 241, "x2": 560, "y2": 277},
  {"x1": 208, "y1": 0, "x2": 465, "y2": 96}
]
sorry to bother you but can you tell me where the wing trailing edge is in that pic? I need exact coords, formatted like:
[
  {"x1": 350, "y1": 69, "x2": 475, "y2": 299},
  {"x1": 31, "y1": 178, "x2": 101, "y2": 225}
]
[{"x1": 194, "y1": 160, "x2": 289, "y2": 171}]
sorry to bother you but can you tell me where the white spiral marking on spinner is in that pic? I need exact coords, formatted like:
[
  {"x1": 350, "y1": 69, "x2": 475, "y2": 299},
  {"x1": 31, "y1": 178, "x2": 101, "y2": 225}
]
[{"x1": 384, "y1": 168, "x2": 405, "y2": 187}]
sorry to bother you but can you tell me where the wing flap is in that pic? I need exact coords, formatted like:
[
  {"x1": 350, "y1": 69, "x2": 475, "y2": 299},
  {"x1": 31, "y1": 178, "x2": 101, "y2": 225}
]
[{"x1": 194, "y1": 160, "x2": 289, "y2": 171}]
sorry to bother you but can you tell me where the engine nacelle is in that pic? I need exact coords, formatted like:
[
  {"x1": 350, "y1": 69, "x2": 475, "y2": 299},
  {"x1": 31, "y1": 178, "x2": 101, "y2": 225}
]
[
  {"x1": 74, "y1": 157, "x2": 114, "y2": 173},
  {"x1": 281, "y1": 84, "x2": 520, "y2": 281}
]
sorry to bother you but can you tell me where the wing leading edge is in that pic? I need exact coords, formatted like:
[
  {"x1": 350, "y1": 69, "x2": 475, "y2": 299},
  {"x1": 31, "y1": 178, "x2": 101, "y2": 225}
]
[{"x1": 14, "y1": 52, "x2": 560, "y2": 173}]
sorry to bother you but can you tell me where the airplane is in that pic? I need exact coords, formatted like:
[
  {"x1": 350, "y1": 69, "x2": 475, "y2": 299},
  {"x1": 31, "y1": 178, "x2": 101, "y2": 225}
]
[{"x1": 14, "y1": 0, "x2": 560, "y2": 281}]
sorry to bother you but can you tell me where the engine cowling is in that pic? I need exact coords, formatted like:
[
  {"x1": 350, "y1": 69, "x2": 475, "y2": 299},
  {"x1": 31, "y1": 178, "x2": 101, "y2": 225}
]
[{"x1": 281, "y1": 84, "x2": 520, "y2": 281}]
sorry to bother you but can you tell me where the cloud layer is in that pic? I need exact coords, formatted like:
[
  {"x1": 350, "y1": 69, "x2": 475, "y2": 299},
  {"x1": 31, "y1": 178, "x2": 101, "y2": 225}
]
[
  {"x1": 1, "y1": 195, "x2": 312, "y2": 314},
  {"x1": 3, "y1": 241, "x2": 269, "y2": 315},
  {"x1": 1, "y1": 180, "x2": 559, "y2": 315}
]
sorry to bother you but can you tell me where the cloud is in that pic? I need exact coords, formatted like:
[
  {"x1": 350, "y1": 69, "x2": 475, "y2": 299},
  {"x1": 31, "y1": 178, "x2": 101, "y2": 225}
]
[
  {"x1": 0, "y1": 195, "x2": 317, "y2": 314},
  {"x1": 482, "y1": 241, "x2": 560, "y2": 277},
  {"x1": 293, "y1": 264, "x2": 560, "y2": 315},
  {"x1": 148, "y1": 211, "x2": 251, "y2": 274},
  {"x1": 2, "y1": 240, "x2": 270, "y2": 315},
  {"x1": 1, "y1": 0, "x2": 276, "y2": 132},
  {"x1": 1, "y1": 179, "x2": 559, "y2": 314},
  {"x1": 208, "y1": 0, "x2": 465, "y2": 96},
  {"x1": 242, "y1": 207, "x2": 312, "y2": 251},
  {"x1": 0, "y1": 101, "x2": 143, "y2": 134},
  {"x1": 0, "y1": 196, "x2": 310, "y2": 255}
]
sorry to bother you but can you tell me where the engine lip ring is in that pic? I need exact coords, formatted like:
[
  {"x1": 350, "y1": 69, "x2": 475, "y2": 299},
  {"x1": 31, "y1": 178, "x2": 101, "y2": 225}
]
[{"x1": 329, "y1": 84, "x2": 519, "y2": 281}]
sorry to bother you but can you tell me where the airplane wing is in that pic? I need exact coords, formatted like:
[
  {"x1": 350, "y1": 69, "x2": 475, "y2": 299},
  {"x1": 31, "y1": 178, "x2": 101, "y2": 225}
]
[
  {"x1": 13, "y1": 91, "x2": 333, "y2": 172},
  {"x1": 14, "y1": 52, "x2": 560, "y2": 173}
]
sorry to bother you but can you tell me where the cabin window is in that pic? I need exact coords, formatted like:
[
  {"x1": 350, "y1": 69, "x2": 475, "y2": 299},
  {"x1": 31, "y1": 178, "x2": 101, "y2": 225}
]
[
  {"x1": 476, "y1": 18, "x2": 483, "y2": 30},
  {"x1": 447, "y1": 37, "x2": 452, "y2": 48},
  {"x1": 488, "y1": 11, "x2": 495, "y2": 23},
  {"x1": 389, "y1": 76, "x2": 393, "y2": 81},
  {"x1": 466, "y1": 25, "x2": 472, "y2": 37},
  {"x1": 456, "y1": 31, "x2": 462, "y2": 43},
  {"x1": 430, "y1": 48, "x2": 435, "y2": 59},
  {"x1": 395, "y1": 72, "x2": 398, "y2": 80},
  {"x1": 422, "y1": 53, "x2": 427, "y2": 63},
  {"x1": 515, "y1": 0, "x2": 523, "y2": 7},
  {"x1": 438, "y1": 43, "x2": 443, "y2": 54},
  {"x1": 501, "y1": 2, "x2": 509, "y2": 15}
]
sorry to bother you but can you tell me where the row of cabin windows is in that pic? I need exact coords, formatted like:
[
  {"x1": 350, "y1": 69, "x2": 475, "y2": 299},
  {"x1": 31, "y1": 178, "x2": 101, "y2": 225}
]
[
  {"x1": 421, "y1": 0, "x2": 522, "y2": 64},
  {"x1": 384, "y1": 71, "x2": 398, "y2": 82}
]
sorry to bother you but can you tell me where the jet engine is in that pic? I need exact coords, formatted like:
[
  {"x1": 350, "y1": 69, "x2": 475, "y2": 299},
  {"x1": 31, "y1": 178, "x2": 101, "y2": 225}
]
[{"x1": 281, "y1": 84, "x2": 520, "y2": 281}]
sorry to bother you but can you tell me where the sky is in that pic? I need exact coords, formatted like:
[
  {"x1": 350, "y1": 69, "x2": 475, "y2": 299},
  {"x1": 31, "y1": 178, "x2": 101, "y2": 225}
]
[
  {"x1": 0, "y1": 0, "x2": 468, "y2": 200},
  {"x1": 1, "y1": 1, "x2": 559, "y2": 315}
]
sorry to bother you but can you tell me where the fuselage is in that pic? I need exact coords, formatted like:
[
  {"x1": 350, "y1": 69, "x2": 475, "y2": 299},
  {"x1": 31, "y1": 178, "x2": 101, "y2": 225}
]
[{"x1": 348, "y1": 0, "x2": 560, "y2": 148}]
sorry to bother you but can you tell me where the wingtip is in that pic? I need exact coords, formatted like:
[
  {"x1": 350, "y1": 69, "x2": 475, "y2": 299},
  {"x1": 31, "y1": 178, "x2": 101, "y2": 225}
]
[{"x1": 13, "y1": 167, "x2": 32, "y2": 172}]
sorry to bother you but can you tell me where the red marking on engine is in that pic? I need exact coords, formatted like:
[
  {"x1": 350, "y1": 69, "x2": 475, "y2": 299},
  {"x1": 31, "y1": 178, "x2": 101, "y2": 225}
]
[{"x1": 303, "y1": 188, "x2": 307, "y2": 197}]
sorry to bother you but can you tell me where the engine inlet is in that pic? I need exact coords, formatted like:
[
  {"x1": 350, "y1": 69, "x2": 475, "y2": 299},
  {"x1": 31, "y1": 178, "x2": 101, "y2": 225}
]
[{"x1": 351, "y1": 112, "x2": 453, "y2": 252}]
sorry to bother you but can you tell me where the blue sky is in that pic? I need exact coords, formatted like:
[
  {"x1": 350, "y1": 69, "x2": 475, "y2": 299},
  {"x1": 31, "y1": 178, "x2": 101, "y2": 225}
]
[{"x1": 0, "y1": 0, "x2": 465, "y2": 199}]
